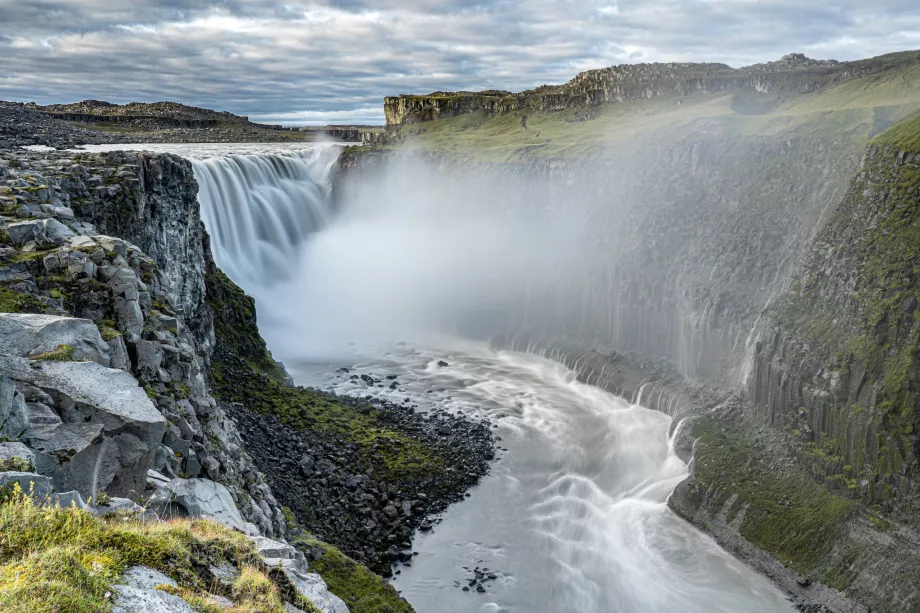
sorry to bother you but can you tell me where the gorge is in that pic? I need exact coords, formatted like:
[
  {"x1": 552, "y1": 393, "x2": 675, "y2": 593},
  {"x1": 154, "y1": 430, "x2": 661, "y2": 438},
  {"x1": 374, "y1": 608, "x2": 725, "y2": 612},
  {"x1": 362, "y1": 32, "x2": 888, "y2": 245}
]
[{"x1": 1, "y1": 48, "x2": 920, "y2": 613}]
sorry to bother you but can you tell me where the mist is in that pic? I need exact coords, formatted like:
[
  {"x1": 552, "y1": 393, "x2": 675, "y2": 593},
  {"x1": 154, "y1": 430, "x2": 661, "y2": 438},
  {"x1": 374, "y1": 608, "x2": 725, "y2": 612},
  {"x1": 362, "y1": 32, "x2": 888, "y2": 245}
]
[{"x1": 246, "y1": 153, "x2": 600, "y2": 359}]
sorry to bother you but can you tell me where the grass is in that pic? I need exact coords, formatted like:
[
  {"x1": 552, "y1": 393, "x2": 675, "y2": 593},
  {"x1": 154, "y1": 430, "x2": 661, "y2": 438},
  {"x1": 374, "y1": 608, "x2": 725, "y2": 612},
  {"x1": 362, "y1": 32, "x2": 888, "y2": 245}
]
[
  {"x1": 28, "y1": 344, "x2": 76, "y2": 362},
  {"x1": 294, "y1": 536, "x2": 413, "y2": 613},
  {"x1": 0, "y1": 485, "x2": 320, "y2": 613}
]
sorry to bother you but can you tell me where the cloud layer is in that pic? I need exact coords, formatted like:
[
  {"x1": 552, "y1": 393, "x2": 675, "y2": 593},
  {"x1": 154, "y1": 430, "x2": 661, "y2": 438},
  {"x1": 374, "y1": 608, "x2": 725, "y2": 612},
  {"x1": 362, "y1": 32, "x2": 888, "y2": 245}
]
[{"x1": 1, "y1": 0, "x2": 918, "y2": 124}]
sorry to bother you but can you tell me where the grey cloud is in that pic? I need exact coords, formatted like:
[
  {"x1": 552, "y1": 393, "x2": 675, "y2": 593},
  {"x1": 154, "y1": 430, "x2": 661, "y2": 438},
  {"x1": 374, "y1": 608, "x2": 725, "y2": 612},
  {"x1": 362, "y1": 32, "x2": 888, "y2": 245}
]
[{"x1": 0, "y1": 0, "x2": 918, "y2": 124}]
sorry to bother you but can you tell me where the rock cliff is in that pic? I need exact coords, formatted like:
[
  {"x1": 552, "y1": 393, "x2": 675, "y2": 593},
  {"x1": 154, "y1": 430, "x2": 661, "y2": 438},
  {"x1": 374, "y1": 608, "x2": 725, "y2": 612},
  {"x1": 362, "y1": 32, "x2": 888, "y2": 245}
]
[{"x1": 384, "y1": 51, "x2": 919, "y2": 126}]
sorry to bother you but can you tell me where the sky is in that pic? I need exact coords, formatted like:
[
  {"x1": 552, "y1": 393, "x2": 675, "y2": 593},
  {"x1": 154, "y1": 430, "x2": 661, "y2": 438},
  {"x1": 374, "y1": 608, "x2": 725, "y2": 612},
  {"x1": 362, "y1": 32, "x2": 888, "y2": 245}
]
[{"x1": 1, "y1": 1, "x2": 919, "y2": 125}]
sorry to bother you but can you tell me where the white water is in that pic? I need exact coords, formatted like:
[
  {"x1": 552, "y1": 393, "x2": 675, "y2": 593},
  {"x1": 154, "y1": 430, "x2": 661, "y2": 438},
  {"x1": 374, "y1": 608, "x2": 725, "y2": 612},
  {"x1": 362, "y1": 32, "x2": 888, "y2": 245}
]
[{"x1": 95, "y1": 143, "x2": 794, "y2": 611}]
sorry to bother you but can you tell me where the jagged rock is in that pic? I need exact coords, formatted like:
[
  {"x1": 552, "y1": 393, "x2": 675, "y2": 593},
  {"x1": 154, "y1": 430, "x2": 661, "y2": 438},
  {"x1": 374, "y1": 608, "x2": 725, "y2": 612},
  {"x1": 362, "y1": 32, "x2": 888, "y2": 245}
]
[
  {"x1": 147, "y1": 469, "x2": 172, "y2": 489},
  {"x1": 0, "y1": 375, "x2": 29, "y2": 439},
  {"x1": 283, "y1": 568, "x2": 350, "y2": 613},
  {"x1": 251, "y1": 536, "x2": 349, "y2": 613},
  {"x1": 135, "y1": 340, "x2": 164, "y2": 380},
  {"x1": 2, "y1": 355, "x2": 165, "y2": 499},
  {"x1": 108, "y1": 335, "x2": 131, "y2": 371},
  {"x1": 0, "y1": 313, "x2": 111, "y2": 366},
  {"x1": 0, "y1": 442, "x2": 35, "y2": 470},
  {"x1": 0, "y1": 471, "x2": 53, "y2": 499},
  {"x1": 147, "y1": 478, "x2": 247, "y2": 532},
  {"x1": 113, "y1": 566, "x2": 196, "y2": 613}
]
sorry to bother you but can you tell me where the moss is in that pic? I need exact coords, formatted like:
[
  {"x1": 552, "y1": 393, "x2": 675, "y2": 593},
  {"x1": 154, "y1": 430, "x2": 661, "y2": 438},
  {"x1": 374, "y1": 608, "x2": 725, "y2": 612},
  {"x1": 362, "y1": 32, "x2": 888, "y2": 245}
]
[
  {"x1": 691, "y1": 418, "x2": 854, "y2": 575},
  {"x1": 99, "y1": 324, "x2": 121, "y2": 342},
  {"x1": 93, "y1": 492, "x2": 112, "y2": 507},
  {"x1": 175, "y1": 383, "x2": 191, "y2": 400},
  {"x1": 293, "y1": 536, "x2": 413, "y2": 613},
  {"x1": 0, "y1": 288, "x2": 45, "y2": 314},
  {"x1": 28, "y1": 344, "x2": 76, "y2": 362},
  {"x1": 0, "y1": 485, "x2": 316, "y2": 613},
  {"x1": 0, "y1": 458, "x2": 32, "y2": 472},
  {"x1": 144, "y1": 384, "x2": 158, "y2": 400}
]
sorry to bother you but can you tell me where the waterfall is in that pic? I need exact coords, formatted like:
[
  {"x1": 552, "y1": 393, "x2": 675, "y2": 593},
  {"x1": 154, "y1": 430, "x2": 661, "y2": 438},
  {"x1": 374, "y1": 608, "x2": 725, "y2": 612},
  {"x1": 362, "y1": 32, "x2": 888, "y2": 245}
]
[{"x1": 193, "y1": 146, "x2": 342, "y2": 285}]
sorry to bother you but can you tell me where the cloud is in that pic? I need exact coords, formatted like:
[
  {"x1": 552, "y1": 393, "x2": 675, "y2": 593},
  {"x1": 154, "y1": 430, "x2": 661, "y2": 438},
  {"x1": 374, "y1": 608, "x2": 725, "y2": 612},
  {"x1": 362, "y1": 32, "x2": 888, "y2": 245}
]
[{"x1": 0, "y1": 0, "x2": 918, "y2": 124}]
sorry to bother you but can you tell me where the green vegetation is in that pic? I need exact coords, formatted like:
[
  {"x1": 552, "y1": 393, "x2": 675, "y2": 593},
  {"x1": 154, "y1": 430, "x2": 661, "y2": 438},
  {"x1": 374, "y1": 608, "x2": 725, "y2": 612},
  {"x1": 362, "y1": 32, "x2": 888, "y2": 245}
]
[
  {"x1": 206, "y1": 269, "x2": 445, "y2": 482},
  {"x1": 690, "y1": 418, "x2": 854, "y2": 575},
  {"x1": 0, "y1": 287, "x2": 45, "y2": 314},
  {"x1": 0, "y1": 457, "x2": 32, "y2": 472},
  {"x1": 294, "y1": 536, "x2": 413, "y2": 613},
  {"x1": 0, "y1": 485, "x2": 320, "y2": 613},
  {"x1": 98, "y1": 322, "x2": 121, "y2": 342},
  {"x1": 28, "y1": 344, "x2": 76, "y2": 362},
  {"x1": 872, "y1": 111, "x2": 920, "y2": 152}
]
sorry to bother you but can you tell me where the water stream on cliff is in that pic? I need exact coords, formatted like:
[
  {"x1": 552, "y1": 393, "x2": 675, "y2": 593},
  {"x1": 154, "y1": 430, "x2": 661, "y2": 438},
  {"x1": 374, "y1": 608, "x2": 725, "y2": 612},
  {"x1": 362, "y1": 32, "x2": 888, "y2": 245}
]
[{"x1": 83, "y1": 143, "x2": 794, "y2": 612}]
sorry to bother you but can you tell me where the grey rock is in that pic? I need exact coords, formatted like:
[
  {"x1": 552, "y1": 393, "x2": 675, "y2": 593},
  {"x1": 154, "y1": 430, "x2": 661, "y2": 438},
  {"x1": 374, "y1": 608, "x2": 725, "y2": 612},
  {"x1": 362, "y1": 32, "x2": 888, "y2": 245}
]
[
  {"x1": 0, "y1": 375, "x2": 29, "y2": 439},
  {"x1": 283, "y1": 568, "x2": 350, "y2": 613},
  {"x1": 0, "y1": 442, "x2": 35, "y2": 470},
  {"x1": 0, "y1": 471, "x2": 53, "y2": 499},
  {"x1": 0, "y1": 313, "x2": 111, "y2": 366},
  {"x1": 147, "y1": 469, "x2": 172, "y2": 489},
  {"x1": 135, "y1": 340, "x2": 164, "y2": 380},
  {"x1": 147, "y1": 478, "x2": 246, "y2": 532},
  {"x1": 112, "y1": 566, "x2": 195, "y2": 613},
  {"x1": 2, "y1": 355, "x2": 165, "y2": 499},
  {"x1": 5, "y1": 220, "x2": 43, "y2": 246},
  {"x1": 41, "y1": 218, "x2": 76, "y2": 246},
  {"x1": 108, "y1": 334, "x2": 131, "y2": 372},
  {"x1": 48, "y1": 490, "x2": 87, "y2": 509}
]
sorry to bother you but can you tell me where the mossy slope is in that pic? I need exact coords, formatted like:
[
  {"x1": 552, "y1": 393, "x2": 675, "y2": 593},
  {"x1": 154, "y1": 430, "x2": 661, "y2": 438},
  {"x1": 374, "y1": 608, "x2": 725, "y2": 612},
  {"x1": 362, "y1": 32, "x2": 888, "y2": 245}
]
[{"x1": 0, "y1": 486, "x2": 319, "y2": 613}]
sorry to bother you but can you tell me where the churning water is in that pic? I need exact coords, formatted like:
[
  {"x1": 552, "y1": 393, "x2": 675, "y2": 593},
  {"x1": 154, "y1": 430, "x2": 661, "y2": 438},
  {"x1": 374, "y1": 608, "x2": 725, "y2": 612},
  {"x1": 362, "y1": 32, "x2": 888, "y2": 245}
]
[{"x1": 87, "y1": 143, "x2": 794, "y2": 612}]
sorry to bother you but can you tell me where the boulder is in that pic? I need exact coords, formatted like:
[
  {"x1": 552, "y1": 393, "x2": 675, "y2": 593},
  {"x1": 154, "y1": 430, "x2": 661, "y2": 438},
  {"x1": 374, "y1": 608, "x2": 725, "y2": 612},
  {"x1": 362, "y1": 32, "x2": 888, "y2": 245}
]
[
  {"x1": 0, "y1": 313, "x2": 111, "y2": 366},
  {"x1": 48, "y1": 490, "x2": 87, "y2": 509},
  {"x1": 0, "y1": 375, "x2": 29, "y2": 439},
  {"x1": 0, "y1": 471, "x2": 53, "y2": 499},
  {"x1": 113, "y1": 566, "x2": 196, "y2": 613},
  {"x1": 148, "y1": 478, "x2": 246, "y2": 532},
  {"x1": 0, "y1": 442, "x2": 35, "y2": 471},
  {"x1": 1, "y1": 355, "x2": 165, "y2": 499}
]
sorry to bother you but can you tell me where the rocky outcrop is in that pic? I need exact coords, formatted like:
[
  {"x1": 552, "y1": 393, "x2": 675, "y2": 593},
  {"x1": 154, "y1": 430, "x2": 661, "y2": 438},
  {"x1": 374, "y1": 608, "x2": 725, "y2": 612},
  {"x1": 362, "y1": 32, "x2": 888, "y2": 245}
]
[
  {"x1": 384, "y1": 50, "x2": 919, "y2": 126},
  {"x1": 0, "y1": 149, "x2": 287, "y2": 537},
  {"x1": 2, "y1": 355, "x2": 164, "y2": 499},
  {"x1": 148, "y1": 477, "x2": 250, "y2": 533}
]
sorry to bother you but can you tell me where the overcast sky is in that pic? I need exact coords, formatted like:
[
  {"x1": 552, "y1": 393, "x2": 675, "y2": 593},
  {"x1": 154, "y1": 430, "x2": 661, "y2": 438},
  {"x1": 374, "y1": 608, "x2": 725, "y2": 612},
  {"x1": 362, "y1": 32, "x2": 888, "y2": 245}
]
[{"x1": 1, "y1": 1, "x2": 918, "y2": 125}]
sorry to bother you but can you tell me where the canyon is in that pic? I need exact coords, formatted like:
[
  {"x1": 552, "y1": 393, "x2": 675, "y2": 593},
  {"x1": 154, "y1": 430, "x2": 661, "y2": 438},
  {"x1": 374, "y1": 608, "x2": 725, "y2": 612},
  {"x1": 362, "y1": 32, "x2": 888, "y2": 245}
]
[{"x1": 1, "y1": 48, "x2": 919, "y2": 613}]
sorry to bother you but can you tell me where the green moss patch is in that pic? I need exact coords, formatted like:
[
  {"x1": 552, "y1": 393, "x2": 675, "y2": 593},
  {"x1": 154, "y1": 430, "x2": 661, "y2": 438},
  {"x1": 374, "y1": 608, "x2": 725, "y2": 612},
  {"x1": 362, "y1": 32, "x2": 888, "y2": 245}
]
[{"x1": 0, "y1": 288, "x2": 45, "y2": 314}]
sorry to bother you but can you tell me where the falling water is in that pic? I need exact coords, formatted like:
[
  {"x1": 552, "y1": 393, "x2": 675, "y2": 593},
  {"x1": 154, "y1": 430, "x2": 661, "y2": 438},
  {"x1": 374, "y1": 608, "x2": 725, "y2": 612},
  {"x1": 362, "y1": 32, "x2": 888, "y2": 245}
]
[{"x1": 194, "y1": 147, "x2": 341, "y2": 284}]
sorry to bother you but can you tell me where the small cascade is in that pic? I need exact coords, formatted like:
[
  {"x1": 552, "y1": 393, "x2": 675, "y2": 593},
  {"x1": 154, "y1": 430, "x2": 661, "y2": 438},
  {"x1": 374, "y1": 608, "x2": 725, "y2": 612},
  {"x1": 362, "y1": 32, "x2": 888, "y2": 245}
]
[{"x1": 193, "y1": 146, "x2": 342, "y2": 284}]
